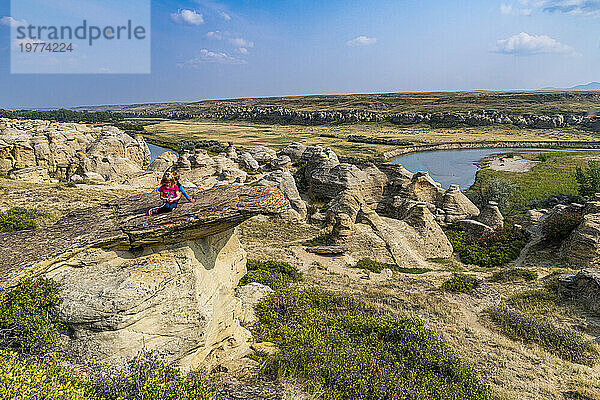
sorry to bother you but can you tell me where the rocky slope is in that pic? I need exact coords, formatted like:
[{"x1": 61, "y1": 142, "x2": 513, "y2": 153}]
[
  {"x1": 0, "y1": 118, "x2": 150, "y2": 183},
  {"x1": 0, "y1": 185, "x2": 289, "y2": 370}
]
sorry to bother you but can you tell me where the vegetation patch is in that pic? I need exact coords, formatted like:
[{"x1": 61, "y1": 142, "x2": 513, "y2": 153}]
[
  {"x1": 490, "y1": 268, "x2": 538, "y2": 283},
  {"x1": 0, "y1": 277, "x2": 63, "y2": 356},
  {"x1": 487, "y1": 305, "x2": 599, "y2": 366},
  {"x1": 575, "y1": 160, "x2": 600, "y2": 197},
  {"x1": 239, "y1": 260, "x2": 303, "y2": 290},
  {"x1": 0, "y1": 208, "x2": 46, "y2": 233},
  {"x1": 542, "y1": 210, "x2": 583, "y2": 243},
  {"x1": 445, "y1": 227, "x2": 528, "y2": 268},
  {"x1": 253, "y1": 288, "x2": 491, "y2": 400},
  {"x1": 441, "y1": 273, "x2": 481, "y2": 293},
  {"x1": 352, "y1": 258, "x2": 430, "y2": 274}
]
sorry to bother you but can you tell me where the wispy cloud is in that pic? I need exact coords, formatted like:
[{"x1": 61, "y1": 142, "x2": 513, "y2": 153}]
[
  {"x1": 206, "y1": 31, "x2": 254, "y2": 53},
  {"x1": 495, "y1": 32, "x2": 573, "y2": 55},
  {"x1": 522, "y1": 0, "x2": 600, "y2": 16},
  {"x1": 346, "y1": 36, "x2": 377, "y2": 47},
  {"x1": 178, "y1": 49, "x2": 246, "y2": 67},
  {"x1": 219, "y1": 11, "x2": 231, "y2": 21},
  {"x1": 500, "y1": 3, "x2": 532, "y2": 15},
  {"x1": 0, "y1": 16, "x2": 27, "y2": 27},
  {"x1": 170, "y1": 9, "x2": 205, "y2": 25}
]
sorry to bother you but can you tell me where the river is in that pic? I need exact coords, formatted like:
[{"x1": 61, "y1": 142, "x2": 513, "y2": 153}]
[
  {"x1": 391, "y1": 147, "x2": 591, "y2": 190},
  {"x1": 147, "y1": 142, "x2": 178, "y2": 163}
]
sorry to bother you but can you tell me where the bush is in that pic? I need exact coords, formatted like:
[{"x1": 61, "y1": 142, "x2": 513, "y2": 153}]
[
  {"x1": 446, "y1": 227, "x2": 528, "y2": 268},
  {"x1": 575, "y1": 160, "x2": 600, "y2": 197},
  {"x1": 89, "y1": 351, "x2": 215, "y2": 400},
  {"x1": 490, "y1": 268, "x2": 537, "y2": 283},
  {"x1": 239, "y1": 260, "x2": 303, "y2": 290},
  {"x1": 441, "y1": 274, "x2": 481, "y2": 293},
  {"x1": 254, "y1": 288, "x2": 491, "y2": 400},
  {"x1": 0, "y1": 349, "x2": 96, "y2": 400},
  {"x1": 487, "y1": 305, "x2": 599, "y2": 366},
  {"x1": 0, "y1": 208, "x2": 43, "y2": 233},
  {"x1": 352, "y1": 259, "x2": 430, "y2": 274},
  {"x1": 466, "y1": 177, "x2": 524, "y2": 215},
  {"x1": 0, "y1": 278, "x2": 63, "y2": 356},
  {"x1": 542, "y1": 211, "x2": 583, "y2": 243}
]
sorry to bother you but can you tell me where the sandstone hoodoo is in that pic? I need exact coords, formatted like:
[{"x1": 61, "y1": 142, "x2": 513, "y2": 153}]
[{"x1": 0, "y1": 185, "x2": 289, "y2": 370}]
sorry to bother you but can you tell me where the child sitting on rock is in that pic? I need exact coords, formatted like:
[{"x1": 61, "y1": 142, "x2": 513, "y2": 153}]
[
  {"x1": 173, "y1": 171, "x2": 196, "y2": 203},
  {"x1": 148, "y1": 172, "x2": 182, "y2": 215}
]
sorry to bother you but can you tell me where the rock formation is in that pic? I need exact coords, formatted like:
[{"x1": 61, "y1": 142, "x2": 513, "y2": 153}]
[
  {"x1": 558, "y1": 269, "x2": 600, "y2": 315},
  {"x1": 0, "y1": 185, "x2": 289, "y2": 370},
  {"x1": 0, "y1": 118, "x2": 150, "y2": 183}
]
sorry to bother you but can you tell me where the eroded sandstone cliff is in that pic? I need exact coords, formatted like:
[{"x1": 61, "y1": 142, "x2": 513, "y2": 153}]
[{"x1": 0, "y1": 185, "x2": 289, "y2": 370}]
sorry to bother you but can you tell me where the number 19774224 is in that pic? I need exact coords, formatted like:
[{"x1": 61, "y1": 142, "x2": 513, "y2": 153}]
[{"x1": 19, "y1": 42, "x2": 73, "y2": 53}]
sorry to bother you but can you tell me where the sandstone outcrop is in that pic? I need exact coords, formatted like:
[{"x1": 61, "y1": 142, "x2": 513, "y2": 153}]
[
  {"x1": 257, "y1": 170, "x2": 307, "y2": 220},
  {"x1": 0, "y1": 118, "x2": 150, "y2": 183},
  {"x1": 558, "y1": 269, "x2": 600, "y2": 315},
  {"x1": 477, "y1": 201, "x2": 504, "y2": 230},
  {"x1": 0, "y1": 185, "x2": 289, "y2": 370}
]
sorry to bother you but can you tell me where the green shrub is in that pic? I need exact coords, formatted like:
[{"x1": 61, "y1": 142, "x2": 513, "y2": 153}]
[
  {"x1": 0, "y1": 208, "x2": 43, "y2": 233},
  {"x1": 89, "y1": 351, "x2": 215, "y2": 400},
  {"x1": 352, "y1": 258, "x2": 430, "y2": 274},
  {"x1": 575, "y1": 160, "x2": 600, "y2": 197},
  {"x1": 446, "y1": 227, "x2": 528, "y2": 268},
  {"x1": 487, "y1": 305, "x2": 599, "y2": 366},
  {"x1": 0, "y1": 278, "x2": 63, "y2": 356},
  {"x1": 239, "y1": 260, "x2": 303, "y2": 290},
  {"x1": 441, "y1": 274, "x2": 481, "y2": 293},
  {"x1": 466, "y1": 177, "x2": 524, "y2": 215},
  {"x1": 490, "y1": 268, "x2": 538, "y2": 283},
  {"x1": 542, "y1": 211, "x2": 583, "y2": 243},
  {"x1": 536, "y1": 153, "x2": 552, "y2": 162},
  {"x1": 254, "y1": 288, "x2": 491, "y2": 400},
  {"x1": 0, "y1": 350, "x2": 96, "y2": 400}
]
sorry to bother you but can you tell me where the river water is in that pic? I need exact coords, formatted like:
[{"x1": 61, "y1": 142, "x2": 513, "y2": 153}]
[
  {"x1": 391, "y1": 147, "x2": 590, "y2": 190},
  {"x1": 147, "y1": 143, "x2": 178, "y2": 163}
]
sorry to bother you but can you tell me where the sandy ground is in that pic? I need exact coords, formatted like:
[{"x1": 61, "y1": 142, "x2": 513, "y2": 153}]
[{"x1": 488, "y1": 155, "x2": 539, "y2": 172}]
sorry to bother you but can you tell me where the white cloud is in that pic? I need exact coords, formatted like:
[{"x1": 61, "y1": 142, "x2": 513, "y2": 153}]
[
  {"x1": 206, "y1": 31, "x2": 224, "y2": 40},
  {"x1": 346, "y1": 36, "x2": 377, "y2": 47},
  {"x1": 1, "y1": 16, "x2": 26, "y2": 27},
  {"x1": 238, "y1": 47, "x2": 249, "y2": 54},
  {"x1": 179, "y1": 49, "x2": 246, "y2": 67},
  {"x1": 500, "y1": 3, "x2": 532, "y2": 15},
  {"x1": 219, "y1": 11, "x2": 231, "y2": 21},
  {"x1": 170, "y1": 9, "x2": 204, "y2": 25},
  {"x1": 495, "y1": 32, "x2": 573, "y2": 55},
  {"x1": 522, "y1": 0, "x2": 600, "y2": 16},
  {"x1": 229, "y1": 37, "x2": 254, "y2": 48}
]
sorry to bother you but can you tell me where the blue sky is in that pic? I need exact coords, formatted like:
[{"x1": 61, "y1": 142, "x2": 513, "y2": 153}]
[{"x1": 0, "y1": 0, "x2": 599, "y2": 109}]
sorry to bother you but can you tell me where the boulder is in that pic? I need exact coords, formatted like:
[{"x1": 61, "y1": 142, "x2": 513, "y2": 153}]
[
  {"x1": 0, "y1": 185, "x2": 289, "y2": 370},
  {"x1": 558, "y1": 269, "x2": 600, "y2": 315},
  {"x1": 257, "y1": 170, "x2": 307, "y2": 220},
  {"x1": 440, "y1": 184, "x2": 480, "y2": 223},
  {"x1": 478, "y1": 201, "x2": 504, "y2": 230},
  {"x1": 235, "y1": 282, "x2": 274, "y2": 324},
  {"x1": 267, "y1": 155, "x2": 292, "y2": 171},
  {"x1": 561, "y1": 212, "x2": 600, "y2": 268},
  {"x1": 248, "y1": 146, "x2": 276, "y2": 164},
  {"x1": 238, "y1": 152, "x2": 260, "y2": 171},
  {"x1": 278, "y1": 142, "x2": 306, "y2": 162},
  {"x1": 82, "y1": 171, "x2": 106, "y2": 183},
  {"x1": 9, "y1": 166, "x2": 50, "y2": 183},
  {"x1": 148, "y1": 151, "x2": 178, "y2": 173}
]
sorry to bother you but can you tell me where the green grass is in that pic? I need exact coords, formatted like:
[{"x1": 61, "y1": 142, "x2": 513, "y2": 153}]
[
  {"x1": 487, "y1": 305, "x2": 598, "y2": 366},
  {"x1": 468, "y1": 151, "x2": 600, "y2": 209},
  {"x1": 445, "y1": 227, "x2": 528, "y2": 268},
  {"x1": 351, "y1": 258, "x2": 431, "y2": 274},
  {"x1": 490, "y1": 268, "x2": 538, "y2": 283},
  {"x1": 239, "y1": 260, "x2": 303, "y2": 290},
  {"x1": 253, "y1": 288, "x2": 492, "y2": 400},
  {"x1": 441, "y1": 274, "x2": 481, "y2": 294},
  {"x1": 0, "y1": 208, "x2": 45, "y2": 233}
]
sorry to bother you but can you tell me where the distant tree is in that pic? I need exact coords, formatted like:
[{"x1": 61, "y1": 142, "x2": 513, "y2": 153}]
[
  {"x1": 467, "y1": 177, "x2": 524, "y2": 215},
  {"x1": 575, "y1": 160, "x2": 600, "y2": 197}
]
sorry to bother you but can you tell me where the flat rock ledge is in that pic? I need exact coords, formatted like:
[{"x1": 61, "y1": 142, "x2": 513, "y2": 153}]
[{"x1": 0, "y1": 185, "x2": 289, "y2": 285}]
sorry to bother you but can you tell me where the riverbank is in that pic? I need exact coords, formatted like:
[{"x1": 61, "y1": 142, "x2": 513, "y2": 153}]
[{"x1": 384, "y1": 140, "x2": 600, "y2": 159}]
